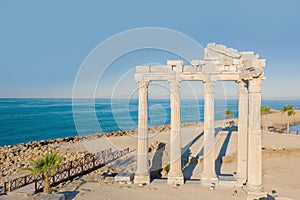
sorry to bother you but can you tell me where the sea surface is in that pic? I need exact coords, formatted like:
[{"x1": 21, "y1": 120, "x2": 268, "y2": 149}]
[{"x1": 0, "y1": 98, "x2": 300, "y2": 146}]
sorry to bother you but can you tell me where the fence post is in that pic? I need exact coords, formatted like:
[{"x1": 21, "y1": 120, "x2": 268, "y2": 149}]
[
  {"x1": 68, "y1": 168, "x2": 71, "y2": 179},
  {"x1": 8, "y1": 180, "x2": 11, "y2": 192},
  {"x1": 69, "y1": 161, "x2": 73, "y2": 177},
  {"x1": 4, "y1": 182, "x2": 7, "y2": 193},
  {"x1": 34, "y1": 181, "x2": 37, "y2": 192}
]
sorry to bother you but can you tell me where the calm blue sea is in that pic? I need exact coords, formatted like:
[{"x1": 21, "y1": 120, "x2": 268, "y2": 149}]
[{"x1": 0, "y1": 98, "x2": 300, "y2": 146}]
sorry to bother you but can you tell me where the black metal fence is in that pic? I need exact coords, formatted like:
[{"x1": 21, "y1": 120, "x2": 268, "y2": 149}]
[{"x1": 4, "y1": 148, "x2": 129, "y2": 193}]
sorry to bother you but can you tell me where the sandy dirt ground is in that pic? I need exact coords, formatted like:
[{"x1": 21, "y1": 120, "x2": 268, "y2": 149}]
[
  {"x1": 72, "y1": 131, "x2": 300, "y2": 200},
  {"x1": 1, "y1": 119, "x2": 300, "y2": 200}
]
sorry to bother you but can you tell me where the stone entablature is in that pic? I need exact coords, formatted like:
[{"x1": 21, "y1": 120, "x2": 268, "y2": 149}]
[{"x1": 135, "y1": 43, "x2": 265, "y2": 82}]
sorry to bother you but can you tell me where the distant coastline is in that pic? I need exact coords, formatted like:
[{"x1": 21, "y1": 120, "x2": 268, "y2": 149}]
[{"x1": 0, "y1": 98, "x2": 300, "y2": 146}]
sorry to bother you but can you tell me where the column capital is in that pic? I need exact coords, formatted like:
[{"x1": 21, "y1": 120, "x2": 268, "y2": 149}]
[
  {"x1": 203, "y1": 80, "x2": 215, "y2": 94},
  {"x1": 138, "y1": 81, "x2": 149, "y2": 89},
  {"x1": 248, "y1": 78, "x2": 262, "y2": 93},
  {"x1": 237, "y1": 80, "x2": 249, "y2": 94},
  {"x1": 203, "y1": 79, "x2": 215, "y2": 84}
]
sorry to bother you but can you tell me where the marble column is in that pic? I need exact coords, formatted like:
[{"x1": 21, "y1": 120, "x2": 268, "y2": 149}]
[
  {"x1": 134, "y1": 81, "x2": 150, "y2": 184},
  {"x1": 201, "y1": 80, "x2": 217, "y2": 183},
  {"x1": 237, "y1": 80, "x2": 249, "y2": 186},
  {"x1": 247, "y1": 78, "x2": 266, "y2": 199},
  {"x1": 168, "y1": 80, "x2": 184, "y2": 184}
]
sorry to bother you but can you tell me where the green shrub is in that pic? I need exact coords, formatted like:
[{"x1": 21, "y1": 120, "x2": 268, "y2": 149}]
[{"x1": 164, "y1": 164, "x2": 170, "y2": 172}]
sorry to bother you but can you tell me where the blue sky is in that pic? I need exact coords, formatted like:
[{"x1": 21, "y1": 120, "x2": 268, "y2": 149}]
[{"x1": 0, "y1": 0, "x2": 299, "y2": 99}]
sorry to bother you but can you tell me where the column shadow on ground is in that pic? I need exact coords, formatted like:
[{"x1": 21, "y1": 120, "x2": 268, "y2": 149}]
[
  {"x1": 182, "y1": 126, "x2": 227, "y2": 181},
  {"x1": 181, "y1": 131, "x2": 204, "y2": 181},
  {"x1": 150, "y1": 125, "x2": 238, "y2": 182},
  {"x1": 149, "y1": 142, "x2": 166, "y2": 182},
  {"x1": 215, "y1": 125, "x2": 237, "y2": 176}
]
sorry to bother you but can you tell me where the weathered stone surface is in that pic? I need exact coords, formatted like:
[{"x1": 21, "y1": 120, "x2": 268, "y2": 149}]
[
  {"x1": 39, "y1": 193, "x2": 65, "y2": 200},
  {"x1": 228, "y1": 66, "x2": 237, "y2": 72},
  {"x1": 168, "y1": 80, "x2": 184, "y2": 185},
  {"x1": 167, "y1": 60, "x2": 183, "y2": 66},
  {"x1": 136, "y1": 66, "x2": 150, "y2": 73},
  {"x1": 115, "y1": 172, "x2": 134, "y2": 182},
  {"x1": 183, "y1": 65, "x2": 196, "y2": 73},
  {"x1": 202, "y1": 62, "x2": 219, "y2": 73},
  {"x1": 135, "y1": 43, "x2": 266, "y2": 83},
  {"x1": 206, "y1": 43, "x2": 240, "y2": 58},
  {"x1": 150, "y1": 66, "x2": 172, "y2": 72},
  {"x1": 204, "y1": 49, "x2": 220, "y2": 60},
  {"x1": 233, "y1": 59, "x2": 241, "y2": 65},
  {"x1": 218, "y1": 175, "x2": 237, "y2": 186},
  {"x1": 190, "y1": 60, "x2": 207, "y2": 66},
  {"x1": 135, "y1": 81, "x2": 150, "y2": 184},
  {"x1": 202, "y1": 80, "x2": 217, "y2": 182},
  {"x1": 240, "y1": 51, "x2": 257, "y2": 59}
]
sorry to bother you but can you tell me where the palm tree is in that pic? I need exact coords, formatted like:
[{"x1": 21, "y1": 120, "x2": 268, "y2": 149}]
[
  {"x1": 23, "y1": 153, "x2": 62, "y2": 194},
  {"x1": 261, "y1": 106, "x2": 271, "y2": 131},
  {"x1": 223, "y1": 109, "x2": 234, "y2": 127},
  {"x1": 281, "y1": 105, "x2": 296, "y2": 134}
]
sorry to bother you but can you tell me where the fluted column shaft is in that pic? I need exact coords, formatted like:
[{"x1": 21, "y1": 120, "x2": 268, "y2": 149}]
[
  {"x1": 134, "y1": 81, "x2": 150, "y2": 184},
  {"x1": 202, "y1": 80, "x2": 217, "y2": 183},
  {"x1": 168, "y1": 80, "x2": 184, "y2": 184},
  {"x1": 247, "y1": 78, "x2": 265, "y2": 199},
  {"x1": 237, "y1": 80, "x2": 249, "y2": 185}
]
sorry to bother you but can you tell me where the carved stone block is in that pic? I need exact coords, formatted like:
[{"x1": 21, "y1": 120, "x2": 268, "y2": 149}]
[
  {"x1": 136, "y1": 66, "x2": 150, "y2": 73},
  {"x1": 150, "y1": 66, "x2": 172, "y2": 72}
]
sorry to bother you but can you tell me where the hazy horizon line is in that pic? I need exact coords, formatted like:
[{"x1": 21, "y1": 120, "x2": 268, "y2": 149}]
[{"x1": 0, "y1": 97, "x2": 300, "y2": 101}]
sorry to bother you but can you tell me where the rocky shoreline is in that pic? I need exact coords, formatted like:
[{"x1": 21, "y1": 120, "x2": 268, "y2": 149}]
[{"x1": 0, "y1": 122, "x2": 200, "y2": 186}]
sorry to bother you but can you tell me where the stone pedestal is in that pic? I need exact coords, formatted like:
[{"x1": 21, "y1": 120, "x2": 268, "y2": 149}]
[
  {"x1": 134, "y1": 81, "x2": 150, "y2": 184},
  {"x1": 201, "y1": 80, "x2": 217, "y2": 184},
  {"x1": 168, "y1": 80, "x2": 184, "y2": 184},
  {"x1": 237, "y1": 80, "x2": 249, "y2": 186},
  {"x1": 247, "y1": 79, "x2": 266, "y2": 199}
]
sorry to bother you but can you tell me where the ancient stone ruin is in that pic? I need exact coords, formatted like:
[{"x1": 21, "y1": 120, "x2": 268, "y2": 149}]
[{"x1": 134, "y1": 43, "x2": 266, "y2": 199}]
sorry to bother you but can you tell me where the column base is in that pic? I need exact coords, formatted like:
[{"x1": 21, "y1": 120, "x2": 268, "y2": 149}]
[
  {"x1": 246, "y1": 183, "x2": 266, "y2": 200},
  {"x1": 134, "y1": 172, "x2": 150, "y2": 184},
  {"x1": 168, "y1": 173, "x2": 184, "y2": 185},
  {"x1": 200, "y1": 173, "x2": 218, "y2": 185}
]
